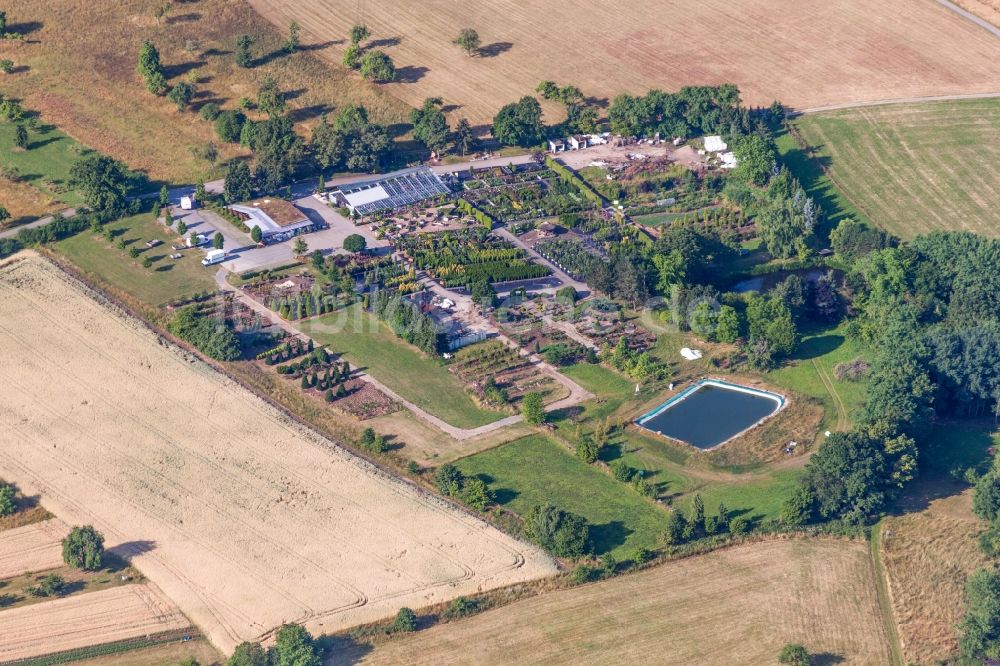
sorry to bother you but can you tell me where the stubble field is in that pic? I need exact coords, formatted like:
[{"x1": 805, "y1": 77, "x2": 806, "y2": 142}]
[
  {"x1": 0, "y1": 584, "x2": 190, "y2": 662},
  {"x1": 338, "y1": 539, "x2": 892, "y2": 665},
  {"x1": 793, "y1": 98, "x2": 1000, "y2": 239},
  {"x1": 0, "y1": 252, "x2": 556, "y2": 654},
  {"x1": 0, "y1": 518, "x2": 66, "y2": 579},
  {"x1": 252, "y1": 0, "x2": 1000, "y2": 124}
]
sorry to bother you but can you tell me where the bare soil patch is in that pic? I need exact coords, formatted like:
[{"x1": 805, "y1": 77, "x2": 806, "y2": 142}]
[
  {"x1": 0, "y1": 584, "x2": 190, "y2": 662},
  {"x1": 337, "y1": 538, "x2": 891, "y2": 665},
  {"x1": 0, "y1": 518, "x2": 67, "y2": 579},
  {"x1": 0, "y1": 252, "x2": 556, "y2": 654},
  {"x1": 252, "y1": 0, "x2": 1000, "y2": 124}
]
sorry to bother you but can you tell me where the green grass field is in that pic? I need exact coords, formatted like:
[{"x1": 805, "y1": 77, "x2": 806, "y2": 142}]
[
  {"x1": 54, "y1": 212, "x2": 216, "y2": 307},
  {"x1": 0, "y1": 121, "x2": 84, "y2": 207},
  {"x1": 454, "y1": 434, "x2": 667, "y2": 557},
  {"x1": 768, "y1": 322, "x2": 869, "y2": 432},
  {"x1": 792, "y1": 98, "x2": 1000, "y2": 239},
  {"x1": 301, "y1": 305, "x2": 504, "y2": 429}
]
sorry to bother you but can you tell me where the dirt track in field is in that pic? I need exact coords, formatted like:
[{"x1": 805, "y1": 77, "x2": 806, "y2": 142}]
[
  {"x1": 0, "y1": 584, "x2": 190, "y2": 662},
  {"x1": 0, "y1": 252, "x2": 556, "y2": 654},
  {"x1": 0, "y1": 518, "x2": 67, "y2": 579},
  {"x1": 251, "y1": 0, "x2": 1000, "y2": 124},
  {"x1": 340, "y1": 539, "x2": 891, "y2": 665}
]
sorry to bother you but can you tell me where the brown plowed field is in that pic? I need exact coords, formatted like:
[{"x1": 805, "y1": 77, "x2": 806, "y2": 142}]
[
  {"x1": 0, "y1": 252, "x2": 556, "y2": 654},
  {"x1": 339, "y1": 539, "x2": 891, "y2": 665},
  {"x1": 0, "y1": 584, "x2": 190, "y2": 662},
  {"x1": 0, "y1": 518, "x2": 67, "y2": 579},
  {"x1": 251, "y1": 0, "x2": 1000, "y2": 124}
]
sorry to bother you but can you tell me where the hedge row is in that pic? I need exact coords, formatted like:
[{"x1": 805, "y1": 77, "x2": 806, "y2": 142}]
[
  {"x1": 544, "y1": 156, "x2": 603, "y2": 206},
  {"x1": 456, "y1": 198, "x2": 495, "y2": 230}
]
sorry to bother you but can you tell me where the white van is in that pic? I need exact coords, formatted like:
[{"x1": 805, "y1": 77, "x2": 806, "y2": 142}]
[{"x1": 201, "y1": 249, "x2": 227, "y2": 266}]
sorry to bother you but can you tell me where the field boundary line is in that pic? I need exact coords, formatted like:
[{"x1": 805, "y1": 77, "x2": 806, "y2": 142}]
[
  {"x1": 870, "y1": 523, "x2": 905, "y2": 666},
  {"x1": 790, "y1": 92, "x2": 1000, "y2": 117}
]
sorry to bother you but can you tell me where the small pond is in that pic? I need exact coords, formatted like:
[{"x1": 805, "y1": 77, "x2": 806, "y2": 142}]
[
  {"x1": 729, "y1": 268, "x2": 830, "y2": 294},
  {"x1": 635, "y1": 380, "x2": 784, "y2": 449}
]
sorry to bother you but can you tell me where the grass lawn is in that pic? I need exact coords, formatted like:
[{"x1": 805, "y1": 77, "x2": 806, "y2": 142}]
[
  {"x1": 454, "y1": 434, "x2": 667, "y2": 557},
  {"x1": 0, "y1": 121, "x2": 84, "y2": 208},
  {"x1": 767, "y1": 322, "x2": 869, "y2": 432},
  {"x1": 301, "y1": 305, "x2": 504, "y2": 429},
  {"x1": 791, "y1": 98, "x2": 1000, "y2": 239},
  {"x1": 54, "y1": 212, "x2": 217, "y2": 308}
]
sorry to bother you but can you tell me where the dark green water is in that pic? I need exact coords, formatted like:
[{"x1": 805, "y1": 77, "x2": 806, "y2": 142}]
[{"x1": 639, "y1": 384, "x2": 780, "y2": 449}]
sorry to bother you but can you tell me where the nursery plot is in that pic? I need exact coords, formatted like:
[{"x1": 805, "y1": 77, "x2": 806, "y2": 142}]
[{"x1": 0, "y1": 252, "x2": 556, "y2": 654}]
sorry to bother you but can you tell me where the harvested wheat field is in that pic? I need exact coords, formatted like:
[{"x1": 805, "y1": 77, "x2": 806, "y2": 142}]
[
  {"x1": 252, "y1": 0, "x2": 1000, "y2": 125},
  {"x1": 0, "y1": 252, "x2": 556, "y2": 654},
  {"x1": 0, "y1": 518, "x2": 67, "y2": 579},
  {"x1": 0, "y1": 583, "x2": 190, "y2": 662},
  {"x1": 793, "y1": 98, "x2": 1000, "y2": 238},
  {"x1": 956, "y1": 0, "x2": 1000, "y2": 27},
  {"x1": 881, "y1": 486, "x2": 991, "y2": 664},
  {"x1": 339, "y1": 539, "x2": 891, "y2": 666}
]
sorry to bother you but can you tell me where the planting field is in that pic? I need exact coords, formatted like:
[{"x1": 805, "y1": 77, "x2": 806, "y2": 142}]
[
  {"x1": 302, "y1": 305, "x2": 505, "y2": 429},
  {"x1": 0, "y1": 518, "x2": 67, "y2": 579},
  {"x1": 0, "y1": 584, "x2": 190, "y2": 662},
  {"x1": 252, "y1": 0, "x2": 1000, "y2": 124},
  {"x1": 793, "y1": 98, "x2": 1000, "y2": 239},
  {"x1": 0, "y1": 252, "x2": 556, "y2": 653},
  {"x1": 338, "y1": 539, "x2": 891, "y2": 665}
]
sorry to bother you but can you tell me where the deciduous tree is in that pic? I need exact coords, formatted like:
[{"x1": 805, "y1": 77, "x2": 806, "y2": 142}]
[
  {"x1": 62, "y1": 525, "x2": 104, "y2": 570},
  {"x1": 453, "y1": 28, "x2": 480, "y2": 56}
]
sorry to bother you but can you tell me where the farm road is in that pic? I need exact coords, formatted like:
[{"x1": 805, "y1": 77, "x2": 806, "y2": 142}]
[
  {"x1": 934, "y1": 0, "x2": 1000, "y2": 37},
  {"x1": 791, "y1": 91, "x2": 1000, "y2": 116},
  {"x1": 214, "y1": 269, "x2": 592, "y2": 441}
]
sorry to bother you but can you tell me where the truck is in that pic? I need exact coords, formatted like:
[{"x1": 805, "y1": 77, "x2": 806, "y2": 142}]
[{"x1": 201, "y1": 249, "x2": 227, "y2": 266}]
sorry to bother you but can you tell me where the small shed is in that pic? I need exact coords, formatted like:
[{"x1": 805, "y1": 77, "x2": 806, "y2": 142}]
[
  {"x1": 548, "y1": 138, "x2": 566, "y2": 152},
  {"x1": 568, "y1": 135, "x2": 589, "y2": 150}
]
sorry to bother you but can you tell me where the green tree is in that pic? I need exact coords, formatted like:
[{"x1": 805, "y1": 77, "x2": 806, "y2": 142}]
[
  {"x1": 0, "y1": 483, "x2": 15, "y2": 516},
  {"x1": 715, "y1": 305, "x2": 740, "y2": 343},
  {"x1": 410, "y1": 97, "x2": 450, "y2": 154},
  {"x1": 454, "y1": 117, "x2": 475, "y2": 156},
  {"x1": 341, "y1": 234, "x2": 367, "y2": 254},
  {"x1": 391, "y1": 607, "x2": 417, "y2": 633},
  {"x1": 360, "y1": 50, "x2": 395, "y2": 82},
  {"x1": 0, "y1": 11, "x2": 6, "y2": 35},
  {"x1": 960, "y1": 568, "x2": 1000, "y2": 660},
  {"x1": 69, "y1": 154, "x2": 131, "y2": 214},
  {"x1": 227, "y1": 642, "x2": 267, "y2": 666},
  {"x1": 780, "y1": 485, "x2": 816, "y2": 525},
  {"x1": 349, "y1": 24, "x2": 370, "y2": 45},
  {"x1": 521, "y1": 392, "x2": 545, "y2": 425},
  {"x1": 285, "y1": 21, "x2": 300, "y2": 53},
  {"x1": 168, "y1": 82, "x2": 194, "y2": 111},
  {"x1": 272, "y1": 624, "x2": 321, "y2": 666},
  {"x1": 13, "y1": 123, "x2": 27, "y2": 150},
  {"x1": 224, "y1": 161, "x2": 254, "y2": 203},
  {"x1": 777, "y1": 643, "x2": 810, "y2": 666},
  {"x1": 342, "y1": 44, "x2": 361, "y2": 69},
  {"x1": 525, "y1": 504, "x2": 590, "y2": 558},
  {"x1": 434, "y1": 463, "x2": 464, "y2": 497},
  {"x1": 62, "y1": 525, "x2": 104, "y2": 570},
  {"x1": 234, "y1": 35, "x2": 253, "y2": 68},
  {"x1": 214, "y1": 110, "x2": 246, "y2": 143},
  {"x1": 251, "y1": 225, "x2": 263, "y2": 243},
  {"x1": 973, "y1": 473, "x2": 1000, "y2": 523},
  {"x1": 492, "y1": 96, "x2": 545, "y2": 147},
  {"x1": 177, "y1": 219, "x2": 187, "y2": 236},
  {"x1": 213, "y1": 232, "x2": 224, "y2": 250},
  {"x1": 257, "y1": 75, "x2": 286, "y2": 119},
  {"x1": 292, "y1": 237, "x2": 308, "y2": 256},
  {"x1": 137, "y1": 40, "x2": 168, "y2": 95},
  {"x1": 461, "y1": 477, "x2": 493, "y2": 511},
  {"x1": 732, "y1": 133, "x2": 775, "y2": 186},
  {"x1": 453, "y1": 28, "x2": 480, "y2": 56},
  {"x1": 0, "y1": 206, "x2": 9, "y2": 226},
  {"x1": 0, "y1": 60, "x2": 13, "y2": 74}
]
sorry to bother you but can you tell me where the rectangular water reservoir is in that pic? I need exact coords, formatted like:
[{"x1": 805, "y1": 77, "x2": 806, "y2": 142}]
[{"x1": 636, "y1": 380, "x2": 783, "y2": 449}]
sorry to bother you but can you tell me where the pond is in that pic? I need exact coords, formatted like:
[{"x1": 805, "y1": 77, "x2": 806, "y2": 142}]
[
  {"x1": 729, "y1": 268, "x2": 830, "y2": 294},
  {"x1": 635, "y1": 380, "x2": 784, "y2": 449}
]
